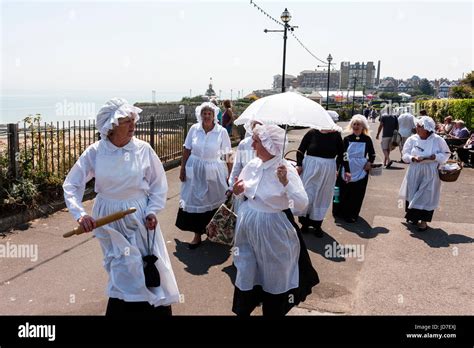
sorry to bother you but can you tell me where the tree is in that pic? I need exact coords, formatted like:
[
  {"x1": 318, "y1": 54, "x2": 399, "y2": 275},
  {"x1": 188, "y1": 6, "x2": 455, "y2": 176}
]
[
  {"x1": 460, "y1": 71, "x2": 474, "y2": 89},
  {"x1": 419, "y1": 79, "x2": 434, "y2": 96},
  {"x1": 450, "y1": 85, "x2": 472, "y2": 99}
]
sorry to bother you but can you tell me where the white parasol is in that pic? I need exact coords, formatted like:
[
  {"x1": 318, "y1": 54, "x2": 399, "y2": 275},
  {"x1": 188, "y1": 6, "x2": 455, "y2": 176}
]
[{"x1": 234, "y1": 91, "x2": 341, "y2": 132}]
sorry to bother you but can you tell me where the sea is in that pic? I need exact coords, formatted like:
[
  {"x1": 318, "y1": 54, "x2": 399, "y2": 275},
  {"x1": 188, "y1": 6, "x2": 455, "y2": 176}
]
[{"x1": 0, "y1": 90, "x2": 188, "y2": 125}]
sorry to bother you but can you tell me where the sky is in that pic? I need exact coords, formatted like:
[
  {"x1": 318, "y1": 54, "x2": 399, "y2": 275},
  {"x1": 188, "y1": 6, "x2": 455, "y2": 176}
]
[{"x1": 1, "y1": 0, "x2": 473, "y2": 102}]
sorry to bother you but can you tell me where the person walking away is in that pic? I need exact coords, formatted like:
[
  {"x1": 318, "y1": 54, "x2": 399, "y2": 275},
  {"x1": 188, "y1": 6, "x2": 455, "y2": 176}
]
[
  {"x1": 293, "y1": 128, "x2": 345, "y2": 237},
  {"x1": 397, "y1": 112, "x2": 416, "y2": 162},
  {"x1": 376, "y1": 111, "x2": 398, "y2": 168}
]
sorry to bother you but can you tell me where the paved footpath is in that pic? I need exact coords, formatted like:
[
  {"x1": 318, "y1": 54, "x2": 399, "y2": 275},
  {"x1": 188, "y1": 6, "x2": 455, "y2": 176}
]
[{"x1": 1, "y1": 121, "x2": 473, "y2": 315}]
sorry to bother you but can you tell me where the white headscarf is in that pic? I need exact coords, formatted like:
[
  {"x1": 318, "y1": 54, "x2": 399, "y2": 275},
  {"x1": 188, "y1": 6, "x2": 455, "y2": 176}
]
[
  {"x1": 96, "y1": 98, "x2": 142, "y2": 138},
  {"x1": 416, "y1": 116, "x2": 436, "y2": 132},
  {"x1": 195, "y1": 102, "x2": 220, "y2": 125},
  {"x1": 253, "y1": 124, "x2": 286, "y2": 156}
]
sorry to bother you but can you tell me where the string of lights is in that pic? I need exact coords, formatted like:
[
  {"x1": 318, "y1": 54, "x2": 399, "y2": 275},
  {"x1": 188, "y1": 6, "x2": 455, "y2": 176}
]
[
  {"x1": 290, "y1": 31, "x2": 330, "y2": 65},
  {"x1": 249, "y1": 0, "x2": 284, "y2": 27}
]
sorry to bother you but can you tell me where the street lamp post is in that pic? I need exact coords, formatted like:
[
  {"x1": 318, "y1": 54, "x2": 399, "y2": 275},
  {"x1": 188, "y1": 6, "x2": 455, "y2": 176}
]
[
  {"x1": 318, "y1": 53, "x2": 333, "y2": 110},
  {"x1": 326, "y1": 54, "x2": 333, "y2": 110},
  {"x1": 351, "y1": 76, "x2": 358, "y2": 116},
  {"x1": 264, "y1": 8, "x2": 297, "y2": 93},
  {"x1": 280, "y1": 8, "x2": 290, "y2": 93}
]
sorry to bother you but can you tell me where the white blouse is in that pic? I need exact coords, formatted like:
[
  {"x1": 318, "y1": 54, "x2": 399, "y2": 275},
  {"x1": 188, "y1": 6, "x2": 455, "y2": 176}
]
[
  {"x1": 238, "y1": 156, "x2": 308, "y2": 213},
  {"x1": 63, "y1": 138, "x2": 167, "y2": 221},
  {"x1": 402, "y1": 133, "x2": 451, "y2": 164},
  {"x1": 228, "y1": 136, "x2": 255, "y2": 188},
  {"x1": 184, "y1": 123, "x2": 232, "y2": 159}
]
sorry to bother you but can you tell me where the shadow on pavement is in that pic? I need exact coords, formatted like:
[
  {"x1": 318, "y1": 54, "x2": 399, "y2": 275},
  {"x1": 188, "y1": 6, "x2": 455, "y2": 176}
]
[
  {"x1": 173, "y1": 238, "x2": 232, "y2": 275},
  {"x1": 221, "y1": 264, "x2": 237, "y2": 285},
  {"x1": 335, "y1": 216, "x2": 389, "y2": 239},
  {"x1": 403, "y1": 223, "x2": 474, "y2": 248},
  {"x1": 383, "y1": 166, "x2": 405, "y2": 170},
  {"x1": 303, "y1": 232, "x2": 346, "y2": 262}
]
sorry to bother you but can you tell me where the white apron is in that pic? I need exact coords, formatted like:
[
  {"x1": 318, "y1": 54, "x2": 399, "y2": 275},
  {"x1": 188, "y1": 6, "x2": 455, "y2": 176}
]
[
  {"x1": 179, "y1": 153, "x2": 228, "y2": 213},
  {"x1": 293, "y1": 155, "x2": 337, "y2": 221},
  {"x1": 342, "y1": 142, "x2": 368, "y2": 182},
  {"x1": 93, "y1": 151, "x2": 180, "y2": 306},
  {"x1": 399, "y1": 137, "x2": 441, "y2": 211}
]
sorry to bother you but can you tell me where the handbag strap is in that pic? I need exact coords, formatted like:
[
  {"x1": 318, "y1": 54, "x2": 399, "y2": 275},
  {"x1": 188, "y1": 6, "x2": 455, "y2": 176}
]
[
  {"x1": 146, "y1": 227, "x2": 156, "y2": 256},
  {"x1": 224, "y1": 195, "x2": 235, "y2": 212}
]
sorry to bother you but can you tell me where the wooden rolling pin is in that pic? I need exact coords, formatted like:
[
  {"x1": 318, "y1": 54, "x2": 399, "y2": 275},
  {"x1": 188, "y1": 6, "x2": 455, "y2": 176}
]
[{"x1": 63, "y1": 207, "x2": 137, "y2": 238}]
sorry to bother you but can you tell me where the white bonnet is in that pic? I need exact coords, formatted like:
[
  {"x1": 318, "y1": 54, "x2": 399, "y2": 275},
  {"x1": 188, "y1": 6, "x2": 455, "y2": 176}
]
[
  {"x1": 243, "y1": 118, "x2": 264, "y2": 137},
  {"x1": 195, "y1": 102, "x2": 220, "y2": 124},
  {"x1": 253, "y1": 124, "x2": 286, "y2": 156},
  {"x1": 96, "y1": 98, "x2": 142, "y2": 138},
  {"x1": 416, "y1": 116, "x2": 436, "y2": 132}
]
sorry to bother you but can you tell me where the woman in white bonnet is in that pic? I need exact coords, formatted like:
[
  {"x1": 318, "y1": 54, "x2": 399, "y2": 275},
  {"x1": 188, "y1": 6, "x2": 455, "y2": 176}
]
[
  {"x1": 232, "y1": 124, "x2": 319, "y2": 316},
  {"x1": 63, "y1": 98, "x2": 180, "y2": 316},
  {"x1": 400, "y1": 116, "x2": 451, "y2": 231},
  {"x1": 227, "y1": 118, "x2": 262, "y2": 213},
  {"x1": 175, "y1": 102, "x2": 233, "y2": 248}
]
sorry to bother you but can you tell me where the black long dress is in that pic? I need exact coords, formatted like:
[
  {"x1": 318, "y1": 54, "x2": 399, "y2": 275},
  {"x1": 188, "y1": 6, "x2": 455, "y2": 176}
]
[
  {"x1": 333, "y1": 133, "x2": 376, "y2": 222},
  {"x1": 296, "y1": 129, "x2": 346, "y2": 229}
]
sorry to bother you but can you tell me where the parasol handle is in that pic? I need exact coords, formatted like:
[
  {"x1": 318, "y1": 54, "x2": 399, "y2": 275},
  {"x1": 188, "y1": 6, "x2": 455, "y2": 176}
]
[
  {"x1": 281, "y1": 124, "x2": 289, "y2": 159},
  {"x1": 63, "y1": 207, "x2": 137, "y2": 238}
]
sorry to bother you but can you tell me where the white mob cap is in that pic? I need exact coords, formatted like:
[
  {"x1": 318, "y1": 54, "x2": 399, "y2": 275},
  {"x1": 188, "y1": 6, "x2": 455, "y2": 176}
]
[
  {"x1": 253, "y1": 124, "x2": 286, "y2": 156},
  {"x1": 96, "y1": 98, "x2": 142, "y2": 138},
  {"x1": 195, "y1": 102, "x2": 220, "y2": 124},
  {"x1": 416, "y1": 116, "x2": 436, "y2": 132}
]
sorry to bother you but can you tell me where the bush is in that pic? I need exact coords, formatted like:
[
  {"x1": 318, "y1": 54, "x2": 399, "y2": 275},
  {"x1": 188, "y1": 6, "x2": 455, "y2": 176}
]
[{"x1": 416, "y1": 99, "x2": 474, "y2": 129}]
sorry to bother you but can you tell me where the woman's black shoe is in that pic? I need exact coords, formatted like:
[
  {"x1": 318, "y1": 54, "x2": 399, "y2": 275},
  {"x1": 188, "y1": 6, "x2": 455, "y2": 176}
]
[
  {"x1": 301, "y1": 225, "x2": 310, "y2": 234},
  {"x1": 344, "y1": 217, "x2": 357, "y2": 223}
]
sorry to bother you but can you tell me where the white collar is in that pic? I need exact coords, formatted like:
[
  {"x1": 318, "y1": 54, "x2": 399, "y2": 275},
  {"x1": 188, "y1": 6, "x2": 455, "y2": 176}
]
[
  {"x1": 103, "y1": 137, "x2": 137, "y2": 152},
  {"x1": 261, "y1": 155, "x2": 280, "y2": 169},
  {"x1": 196, "y1": 122, "x2": 219, "y2": 134}
]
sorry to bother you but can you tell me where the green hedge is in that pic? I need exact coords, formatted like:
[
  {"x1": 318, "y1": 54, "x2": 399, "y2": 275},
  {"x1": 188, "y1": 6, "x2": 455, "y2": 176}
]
[{"x1": 416, "y1": 99, "x2": 473, "y2": 129}]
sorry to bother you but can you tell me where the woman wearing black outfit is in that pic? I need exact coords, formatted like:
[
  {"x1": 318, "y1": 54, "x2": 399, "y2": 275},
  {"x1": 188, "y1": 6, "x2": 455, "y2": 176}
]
[
  {"x1": 294, "y1": 129, "x2": 345, "y2": 237},
  {"x1": 334, "y1": 115, "x2": 376, "y2": 223}
]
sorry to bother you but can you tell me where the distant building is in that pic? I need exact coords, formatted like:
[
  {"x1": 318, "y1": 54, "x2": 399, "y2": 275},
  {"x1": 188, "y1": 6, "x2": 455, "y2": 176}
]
[
  {"x1": 377, "y1": 78, "x2": 397, "y2": 93},
  {"x1": 397, "y1": 81, "x2": 413, "y2": 93},
  {"x1": 297, "y1": 69, "x2": 340, "y2": 90},
  {"x1": 438, "y1": 81, "x2": 458, "y2": 98},
  {"x1": 252, "y1": 89, "x2": 279, "y2": 98},
  {"x1": 340, "y1": 61, "x2": 376, "y2": 89},
  {"x1": 205, "y1": 77, "x2": 216, "y2": 98},
  {"x1": 273, "y1": 74, "x2": 298, "y2": 90}
]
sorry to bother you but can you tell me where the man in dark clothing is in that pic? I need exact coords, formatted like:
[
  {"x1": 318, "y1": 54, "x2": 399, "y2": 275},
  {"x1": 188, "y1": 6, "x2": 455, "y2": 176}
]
[{"x1": 376, "y1": 113, "x2": 398, "y2": 168}]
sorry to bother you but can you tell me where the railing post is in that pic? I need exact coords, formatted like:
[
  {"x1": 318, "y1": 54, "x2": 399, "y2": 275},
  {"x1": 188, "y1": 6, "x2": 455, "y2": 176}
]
[
  {"x1": 184, "y1": 113, "x2": 188, "y2": 139},
  {"x1": 149, "y1": 116, "x2": 155, "y2": 150},
  {"x1": 7, "y1": 123, "x2": 19, "y2": 179}
]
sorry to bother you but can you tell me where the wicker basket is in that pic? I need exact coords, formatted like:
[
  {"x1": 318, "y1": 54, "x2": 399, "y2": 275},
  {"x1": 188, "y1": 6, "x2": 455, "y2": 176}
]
[{"x1": 438, "y1": 160, "x2": 463, "y2": 182}]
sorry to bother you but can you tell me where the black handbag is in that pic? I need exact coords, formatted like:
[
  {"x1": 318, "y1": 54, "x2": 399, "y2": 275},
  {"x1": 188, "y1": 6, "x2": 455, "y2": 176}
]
[{"x1": 143, "y1": 227, "x2": 160, "y2": 287}]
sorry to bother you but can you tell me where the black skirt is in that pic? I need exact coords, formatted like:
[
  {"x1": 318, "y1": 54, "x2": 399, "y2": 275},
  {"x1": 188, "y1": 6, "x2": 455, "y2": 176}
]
[
  {"x1": 105, "y1": 298, "x2": 172, "y2": 318},
  {"x1": 175, "y1": 208, "x2": 218, "y2": 234},
  {"x1": 232, "y1": 209, "x2": 320, "y2": 316},
  {"x1": 405, "y1": 201, "x2": 434, "y2": 222}
]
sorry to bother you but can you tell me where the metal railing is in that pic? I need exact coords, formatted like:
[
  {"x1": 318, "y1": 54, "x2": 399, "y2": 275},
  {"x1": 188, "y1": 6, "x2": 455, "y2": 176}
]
[{"x1": 2, "y1": 113, "x2": 196, "y2": 180}]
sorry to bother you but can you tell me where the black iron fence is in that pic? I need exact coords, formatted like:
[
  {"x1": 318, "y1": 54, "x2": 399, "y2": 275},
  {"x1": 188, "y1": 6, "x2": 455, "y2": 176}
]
[{"x1": 2, "y1": 113, "x2": 197, "y2": 180}]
